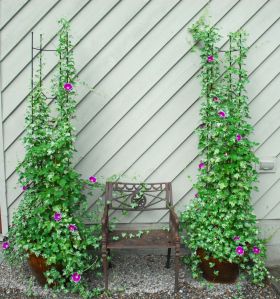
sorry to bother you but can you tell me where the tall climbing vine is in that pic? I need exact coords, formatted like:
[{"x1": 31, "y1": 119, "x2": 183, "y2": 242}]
[
  {"x1": 180, "y1": 18, "x2": 269, "y2": 285},
  {"x1": 3, "y1": 19, "x2": 104, "y2": 299}
]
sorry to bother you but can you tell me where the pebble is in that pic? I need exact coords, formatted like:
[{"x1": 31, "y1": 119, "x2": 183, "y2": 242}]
[{"x1": 0, "y1": 248, "x2": 278, "y2": 299}]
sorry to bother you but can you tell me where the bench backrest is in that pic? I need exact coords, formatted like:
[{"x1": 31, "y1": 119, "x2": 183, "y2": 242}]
[{"x1": 105, "y1": 181, "x2": 173, "y2": 211}]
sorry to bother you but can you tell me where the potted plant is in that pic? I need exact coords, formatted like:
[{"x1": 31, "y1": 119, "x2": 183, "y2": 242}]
[
  {"x1": 2, "y1": 19, "x2": 104, "y2": 299},
  {"x1": 180, "y1": 18, "x2": 269, "y2": 285}
]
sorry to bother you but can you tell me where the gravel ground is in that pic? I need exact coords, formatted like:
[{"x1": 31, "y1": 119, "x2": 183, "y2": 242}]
[{"x1": 0, "y1": 248, "x2": 279, "y2": 299}]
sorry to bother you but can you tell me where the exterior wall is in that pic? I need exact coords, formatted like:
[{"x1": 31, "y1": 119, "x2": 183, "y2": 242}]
[{"x1": 0, "y1": 0, "x2": 279, "y2": 264}]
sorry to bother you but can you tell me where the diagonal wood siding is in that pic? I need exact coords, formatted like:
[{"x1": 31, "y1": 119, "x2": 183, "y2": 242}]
[{"x1": 0, "y1": 0, "x2": 279, "y2": 263}]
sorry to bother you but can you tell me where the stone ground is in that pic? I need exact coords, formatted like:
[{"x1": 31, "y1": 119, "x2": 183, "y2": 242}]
[
  {"x1": 269, "y1": 266, "x2": 280, "y2": 297},
  {"x1": 0, "y1": 246, "x2": 279, "y2": 299}
]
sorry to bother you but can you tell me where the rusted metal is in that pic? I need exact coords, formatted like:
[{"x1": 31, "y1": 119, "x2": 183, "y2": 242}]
[{"x1": 102, "y1": 181, "x2": 180, "y2": 292}]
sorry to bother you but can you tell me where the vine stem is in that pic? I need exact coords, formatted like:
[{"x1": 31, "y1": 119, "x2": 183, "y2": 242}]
[
  {"x1": 206, "y1": 32, "x2": 210, "y2": 188},
  {"x1": 238, "y1": 32, "x2": 242, "y2": 122},
  {"x1": 31, "y1": 32, "x2": 34, "y2": 131},
  {"x1": 228, "y1": 34, "x2": 232, "y2": 199},
  {"x1": 81, "y1": 256, "x2": 99, "y2": 273},
  {"x1": 66, "y1": 31, "x2": 70, "y2": 167},
  {"x1": 39, "y1": 34, "x2": 42, "y2": 87}
]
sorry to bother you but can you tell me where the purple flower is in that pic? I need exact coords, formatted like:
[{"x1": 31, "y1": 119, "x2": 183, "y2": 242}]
[
  {"x1": 236, "y1": 246, "x2": 244, "y2": 255},
  {"x1": 233, "y1": 236, "x2": 240, "y2": 241},
  {"x1": 63, "y1": 83, "x2": 73, "y2": 91},
  {"x1": 2, "y1": 242, "x2": 9, "y2": 250},
  {"x1": 71, "y1": 272, "x2": 81, "y2": 283},
  {"x1": 89, "y1": 176, "x2": 97, "y2": 183},
  {"x1": 54, "y1": 212, "x2": 62, "y2": 222},
  {"x1": 236, "y1": 134, "x2": 242, "y2": 141},
  {"x1": 200, "y1": 123, "x2": 206, "y2": 128},
  {"x1": 207, "y1": 55, "x2": 214, "y2": 62},
  {"x1": 195, "y1": 193, "x2": 199, "y2": 198},
  {"x1": 22, "y1": 183, "x2": 32, "y2": 191},
  {"x1": 218, "y1": 110, "x2": 226, "y2": 118},
  {"x1": 213, "y1": 96, "x2": 220, "y2": 102},
  {"x1": 68, "y1": 224, "x2": 78, "y2": 232},
  {"x1": 198, "y1": 161, "x2": 205, "y2": 169},
  {"x1": 252, "y1": 246, "x2": 261, "y2": 254}
]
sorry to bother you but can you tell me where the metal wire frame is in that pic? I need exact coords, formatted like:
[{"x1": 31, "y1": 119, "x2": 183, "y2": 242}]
[{"x1": 31, "y1": 32, "x2": 58, "y2": 106}]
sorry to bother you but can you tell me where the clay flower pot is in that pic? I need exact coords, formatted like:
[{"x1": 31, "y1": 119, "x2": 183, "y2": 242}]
[
  {"x1": 27, "y1": 252, "x2": 63, "y2": 287},
  {"x1": 197, "y1": 248, "x2": 239, "y2": 283}
]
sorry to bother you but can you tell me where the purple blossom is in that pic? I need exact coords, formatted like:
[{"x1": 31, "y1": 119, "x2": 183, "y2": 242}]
[
  {"x1": 233, "y1": 236, "x2": 240, "y2": 241},
  {"x1": 68, "y1": 224, "x2": 78, "y2": 232},
  {"x1": 236, "y1": 134, "x2": 242, "y2": 142},
  {"x1": 218, "y1": 110, "x2": 226, "y2": 118},
  {"x1": 213, "y1": 96, "x2": 220, "y2": 102},
  {"x1": 2, "y1": 242, "x2": 9, "y2": 250},
  {"x1": 236, "y1": 246, "x2": 244, "y2": 255},
  {"x1": 63, "y1": 83, "x2": 73, "y2": 91},
  {"x1": 22, "y1": 183, "x2": 32, "y2": 191},
  {"x1": 198, "y1": 161, "x2": 205, "y2": 169},
  {"x1": 207, "y1": 55, "x2": 214, "y2": 62},
  {"x1": 252, "y1": 246, "x2": 261, "y2": 254},
  {"x1": 89, "y1": 176, "x2": 97, "y2": 183},
  {"x1": 71, "y1": 272, "x2": 81, "y2": 283},
  {"x1": 195, "y1": 193, "x2": 199, "y2": 198},
  {"x1": 54, "y1": 212, "x2": 62, "y2": 222}
]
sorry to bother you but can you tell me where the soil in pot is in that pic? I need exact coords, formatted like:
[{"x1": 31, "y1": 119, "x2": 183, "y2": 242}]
[
  {"x1": 27, "y1": 252, "x2": 64, "y2": 287},
  {"x1": 197, "y1": 248, "x2": 239, "y2": 283}
]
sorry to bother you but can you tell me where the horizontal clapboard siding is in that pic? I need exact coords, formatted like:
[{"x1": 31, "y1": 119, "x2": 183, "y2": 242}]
[{"x1": 0, "y1": 0, "x2": 279, "y2": 263}]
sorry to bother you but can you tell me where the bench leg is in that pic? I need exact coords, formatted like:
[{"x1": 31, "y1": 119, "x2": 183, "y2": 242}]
[
  {"x1": 174, "y1": 244, "x2": 180, "y2": 292},
  {"x1": 108, "y1": 249, "x2": 112, "y2": 268},
  {"x1": 166, "y1": 248, "x2": 171, "y2": 268},
  {"x1": 102, "y1": 252, "x2": 108, "y2": 290}
]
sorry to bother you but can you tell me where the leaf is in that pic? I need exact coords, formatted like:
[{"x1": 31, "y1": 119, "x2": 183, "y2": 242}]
[{"x1": 59, "y1": 179, "x2": 67, "y2": 187}]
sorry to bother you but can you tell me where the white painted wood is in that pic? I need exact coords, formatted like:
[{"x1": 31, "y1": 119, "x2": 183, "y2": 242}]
[
  {"x1": 253, "y1": 101, "x2": 280, "y2": 148},
  {"x1": 242, "y1": 0, "x2": 280, "y2": 46},
  {"x1": 247, "y1": 46, "x2": 280, "y2": 100},
  {"x1": 256, "y1": 127, "x2": 280, "y2": 157},
  {"x1": 0, "y1": 0, "x2": 29, "y2": 30},
  {"x1": 0, "y1": 47, "x2": 9, "y2": 235},
  {"x1": 254, "y1": 164, "x2": 280, "y2": 219},
  {"x1": 74, "y1": 0, "x2": 188, "y2": 132},
  {"x1": 258, "y1": 219, "x2": 280, "y2": 265},
  {"x1": 246, "y1": 19, "x2": 280, "y2": 74},
  {"x1": 1, "y1": 0, "x2": 59, "y2": 59},
  {"x1": 249, "y1": 74, "x2": 280, "y2": 126}
]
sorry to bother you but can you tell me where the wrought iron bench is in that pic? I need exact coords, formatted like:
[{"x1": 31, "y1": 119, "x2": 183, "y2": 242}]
[{"x1": 101, "y1": 181, "x2": 180, "y2": 292}]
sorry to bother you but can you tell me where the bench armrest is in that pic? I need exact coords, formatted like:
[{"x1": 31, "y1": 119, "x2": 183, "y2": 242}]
[
  {"x1": 102, "y1": 205, "x2": 109, "y2": 243},
  {"x1": 169, "y1": 208, "x2": 180, "y2": 241},
  {"x1": 170, "y1": 208, "x2": 179, "y2": 229}
]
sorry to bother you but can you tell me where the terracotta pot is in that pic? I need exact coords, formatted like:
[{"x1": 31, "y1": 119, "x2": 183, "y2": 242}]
[
  {"x1": 197, "y1": 248, "x2": 239, "y2": 283},
  {"x1": 27, "y1": 252, "x2": 63, "y2": 287}
]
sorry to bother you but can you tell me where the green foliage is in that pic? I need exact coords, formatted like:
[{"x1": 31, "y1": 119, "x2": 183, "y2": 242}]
[
  {"x1": 3, "y1": 19, "x2": 104, "y2": 299},
  {"x1": 180, "y1": 18, "x2": 269, "y2": 286}
]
